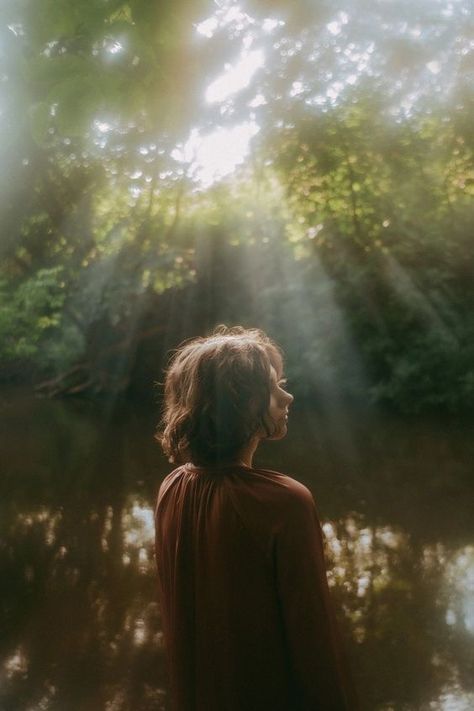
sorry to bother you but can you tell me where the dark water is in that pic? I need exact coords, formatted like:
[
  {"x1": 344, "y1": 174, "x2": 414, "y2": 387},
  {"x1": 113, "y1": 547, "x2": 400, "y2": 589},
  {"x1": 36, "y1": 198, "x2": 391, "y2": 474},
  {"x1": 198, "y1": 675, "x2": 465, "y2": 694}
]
[{"x1": 1, "y1": 389, "x2": 474, "y2": 711}]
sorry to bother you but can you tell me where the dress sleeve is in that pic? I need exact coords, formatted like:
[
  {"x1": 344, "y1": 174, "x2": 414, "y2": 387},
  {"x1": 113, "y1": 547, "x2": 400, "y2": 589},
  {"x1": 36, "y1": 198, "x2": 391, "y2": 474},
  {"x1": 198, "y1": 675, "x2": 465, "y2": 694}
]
[{"x1": 275, "y1": 485, "x2": 358, "y2": 711}]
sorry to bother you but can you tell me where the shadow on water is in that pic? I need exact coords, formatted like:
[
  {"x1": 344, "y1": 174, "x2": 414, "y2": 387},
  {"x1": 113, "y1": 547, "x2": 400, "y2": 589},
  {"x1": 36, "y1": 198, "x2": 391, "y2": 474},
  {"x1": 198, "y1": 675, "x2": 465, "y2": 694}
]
[{"x1": 1, "y1": 390, "x2": 474, "y2": 710}]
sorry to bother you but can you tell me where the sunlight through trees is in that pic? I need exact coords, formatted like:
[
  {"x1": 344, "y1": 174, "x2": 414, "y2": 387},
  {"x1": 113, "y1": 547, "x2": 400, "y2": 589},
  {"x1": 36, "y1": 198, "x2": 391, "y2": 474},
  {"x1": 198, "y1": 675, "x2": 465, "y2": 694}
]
[{"x1": 0, "y1": 0, "x2": 473, "y2": 409}]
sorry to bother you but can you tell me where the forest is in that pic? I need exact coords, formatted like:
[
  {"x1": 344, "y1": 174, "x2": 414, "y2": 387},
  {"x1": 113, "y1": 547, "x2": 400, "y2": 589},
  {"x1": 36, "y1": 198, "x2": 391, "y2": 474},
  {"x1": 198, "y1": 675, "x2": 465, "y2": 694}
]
[
  {"x1": 1, "y1": 0, "x2": 473, "y2": 412},
  {"x1": 2, "y1": 4, "x2": 474, "y2": 710}
]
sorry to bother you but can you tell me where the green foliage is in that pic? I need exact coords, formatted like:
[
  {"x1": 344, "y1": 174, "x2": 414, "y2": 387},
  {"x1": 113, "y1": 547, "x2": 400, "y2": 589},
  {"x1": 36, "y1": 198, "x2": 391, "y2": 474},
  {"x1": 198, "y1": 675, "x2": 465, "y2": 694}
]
[
  {"x1": 1, "y1": 0, "x2": 473, "y2": 409},
  {"x1": 0, "y1": 268, "x2": 67, "y2": 364}
]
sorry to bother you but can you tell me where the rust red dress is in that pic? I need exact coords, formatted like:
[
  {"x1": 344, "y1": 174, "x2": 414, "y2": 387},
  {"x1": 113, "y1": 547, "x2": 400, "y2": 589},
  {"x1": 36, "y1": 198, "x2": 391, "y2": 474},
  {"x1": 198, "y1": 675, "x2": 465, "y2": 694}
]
[{"x1": 155, "y1": 463, "x2": 357, "y2": 711}]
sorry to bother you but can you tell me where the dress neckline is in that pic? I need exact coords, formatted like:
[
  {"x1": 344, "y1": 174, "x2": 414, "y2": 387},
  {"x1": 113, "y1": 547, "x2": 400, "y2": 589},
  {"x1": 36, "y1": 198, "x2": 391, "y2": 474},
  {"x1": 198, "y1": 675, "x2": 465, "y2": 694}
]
[{"x1": 185, "y1": 462, "x2": 253, "y2": 472}]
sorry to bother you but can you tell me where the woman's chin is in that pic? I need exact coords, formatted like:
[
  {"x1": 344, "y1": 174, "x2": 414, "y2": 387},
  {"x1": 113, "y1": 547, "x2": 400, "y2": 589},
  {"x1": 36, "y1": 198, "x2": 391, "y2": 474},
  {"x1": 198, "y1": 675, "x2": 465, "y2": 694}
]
[{"x1": 268, "y1": 422, "x2": 288, "y2": 441}]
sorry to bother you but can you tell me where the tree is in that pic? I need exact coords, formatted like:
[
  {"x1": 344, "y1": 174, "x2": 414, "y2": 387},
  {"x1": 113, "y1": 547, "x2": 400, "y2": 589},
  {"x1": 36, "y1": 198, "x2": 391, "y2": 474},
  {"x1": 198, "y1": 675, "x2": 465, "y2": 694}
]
[{"x1": 1, "y1": 0, "x2": 473, "y2": 410}]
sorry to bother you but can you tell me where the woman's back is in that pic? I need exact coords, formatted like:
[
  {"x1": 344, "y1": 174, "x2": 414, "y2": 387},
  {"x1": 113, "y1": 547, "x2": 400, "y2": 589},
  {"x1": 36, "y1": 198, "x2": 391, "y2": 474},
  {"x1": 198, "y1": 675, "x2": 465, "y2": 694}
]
[{"x1": 155, "y1": 463, "x2": 354, "y2": 711}]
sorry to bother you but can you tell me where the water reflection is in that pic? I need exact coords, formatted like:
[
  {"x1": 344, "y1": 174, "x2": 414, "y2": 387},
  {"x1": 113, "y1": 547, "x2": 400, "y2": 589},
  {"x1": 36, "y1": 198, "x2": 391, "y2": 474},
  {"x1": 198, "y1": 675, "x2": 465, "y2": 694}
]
[
  {"x1": 1, "y1": 392, "x2": 474, "y2": 709},
  {"x1": 319, "y1": 517, "x2": 474, "y2": 709},
  {"x1": 3, "y1": 646, "x2": 28, "y2": 680},
  {"x1": 0, "y1": 494, "x2": 166, "y2": 709},
  {"x1": 122, "y1": 499, "x2": 155, "y2": 575},
  {"x1": 444, "y1": 546, "x2": 474, "y2": 635},
  {"x1": 432, "y1": 684, "x2": 474, "y2": 711}
]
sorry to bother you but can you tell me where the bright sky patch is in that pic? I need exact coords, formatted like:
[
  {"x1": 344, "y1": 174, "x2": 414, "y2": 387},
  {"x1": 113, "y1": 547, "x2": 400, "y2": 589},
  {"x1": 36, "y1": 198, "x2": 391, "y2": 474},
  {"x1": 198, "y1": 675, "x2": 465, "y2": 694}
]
[
  {"x1": 206, "y1": 50, "x2": 265, "y2": 103},
  {"x1": 172, "y1": 122, "x2": 260, "y2": 187}
]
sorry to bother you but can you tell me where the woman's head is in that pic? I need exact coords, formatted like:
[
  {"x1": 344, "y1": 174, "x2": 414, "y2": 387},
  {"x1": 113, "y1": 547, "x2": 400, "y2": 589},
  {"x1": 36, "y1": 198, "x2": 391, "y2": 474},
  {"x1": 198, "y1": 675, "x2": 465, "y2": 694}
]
[{"x1": 158, "y1": 325, "x2": 290, "y2": 466}]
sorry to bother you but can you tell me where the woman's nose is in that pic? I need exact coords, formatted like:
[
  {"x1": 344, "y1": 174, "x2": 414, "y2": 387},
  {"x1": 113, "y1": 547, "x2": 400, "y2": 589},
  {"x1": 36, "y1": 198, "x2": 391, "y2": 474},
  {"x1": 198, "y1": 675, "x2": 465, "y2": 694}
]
[{"x1": 285, "y1": 391, "x2": 294, "y2": 406}]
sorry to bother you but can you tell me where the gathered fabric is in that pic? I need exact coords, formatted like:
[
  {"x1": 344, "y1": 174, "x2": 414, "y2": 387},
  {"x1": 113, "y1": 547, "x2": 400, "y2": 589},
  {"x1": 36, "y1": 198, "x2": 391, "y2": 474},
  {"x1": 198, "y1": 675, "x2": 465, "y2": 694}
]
[{"x1": 155, "y1": 463, "x2": 357, "y2": 711}]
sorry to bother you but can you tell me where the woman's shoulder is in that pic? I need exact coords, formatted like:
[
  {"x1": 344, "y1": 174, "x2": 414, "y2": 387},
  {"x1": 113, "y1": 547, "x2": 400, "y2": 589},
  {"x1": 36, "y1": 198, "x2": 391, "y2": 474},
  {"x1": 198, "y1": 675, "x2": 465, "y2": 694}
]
[
  {"x1": 229, "y1": 467, "x2": 318, "y2": 542},
  {"x1": 236, "y1": 466, "x2": 316, "y2": 519},
  {"x1": 249, "y1": 465, "x2": 312, "y2": 496},
  {"x1": 156, "y1": 464, "x2": 189, "y2": 501}
]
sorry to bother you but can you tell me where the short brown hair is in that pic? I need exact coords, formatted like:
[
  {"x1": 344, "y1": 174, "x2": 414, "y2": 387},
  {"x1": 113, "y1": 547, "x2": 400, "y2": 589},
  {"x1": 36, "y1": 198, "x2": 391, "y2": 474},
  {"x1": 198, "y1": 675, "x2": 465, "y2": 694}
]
[{"x1": 157, "y1": 326, "x2": 283, "y2": 466}]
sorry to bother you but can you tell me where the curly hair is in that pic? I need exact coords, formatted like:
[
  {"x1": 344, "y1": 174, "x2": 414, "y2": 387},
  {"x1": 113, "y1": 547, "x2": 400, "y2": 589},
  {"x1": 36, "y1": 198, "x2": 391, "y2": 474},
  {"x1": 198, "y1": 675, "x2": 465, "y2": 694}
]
[{"x1": 157, "y1": 325, "x2": 284, "y2": 466}]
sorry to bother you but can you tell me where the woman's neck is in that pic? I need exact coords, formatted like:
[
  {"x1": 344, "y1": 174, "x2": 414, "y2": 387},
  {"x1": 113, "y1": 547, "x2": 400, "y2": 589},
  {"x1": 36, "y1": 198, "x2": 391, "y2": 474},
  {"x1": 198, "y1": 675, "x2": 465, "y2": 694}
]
[{"x1": 237, "y1": 437, "x2": 259, "y2": 468}]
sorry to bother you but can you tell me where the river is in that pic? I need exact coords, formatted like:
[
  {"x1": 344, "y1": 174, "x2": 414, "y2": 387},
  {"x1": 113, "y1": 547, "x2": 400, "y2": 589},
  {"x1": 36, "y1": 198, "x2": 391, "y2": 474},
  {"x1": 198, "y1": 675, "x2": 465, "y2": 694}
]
[{"x1": 1, "y1": 389, "x2": 473, "y2": 710}]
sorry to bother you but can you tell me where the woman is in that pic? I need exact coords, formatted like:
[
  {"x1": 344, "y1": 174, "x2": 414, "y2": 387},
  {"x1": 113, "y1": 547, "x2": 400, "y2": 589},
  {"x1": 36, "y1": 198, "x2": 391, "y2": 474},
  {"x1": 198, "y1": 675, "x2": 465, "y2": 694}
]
[{"x1": 155, "y1": 326, "x2": 357, "y2": 711}]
